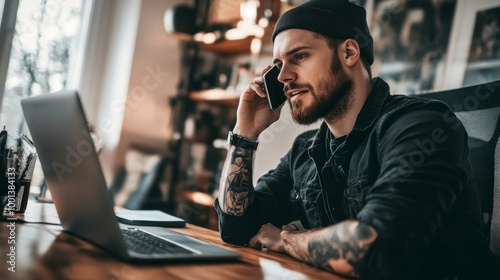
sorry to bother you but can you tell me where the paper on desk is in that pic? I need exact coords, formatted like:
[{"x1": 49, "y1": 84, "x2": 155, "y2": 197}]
[
  {"x1": 21, "y1": 201, "x2": 61, "y2": 225},
  {"x1": 115, "y1": 209, "x2": 186, "y2": 227}
]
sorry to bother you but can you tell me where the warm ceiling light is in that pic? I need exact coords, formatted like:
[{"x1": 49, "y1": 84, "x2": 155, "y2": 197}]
[
  {"x1": 193, "y1": 32, "x2": 204, "y2": 42},
  {"x1": 223, "y1": 0, "x2": 266, "y2": 41},
  {"x1": 241, "y1": 0, "x2": 259, "y2": 22},
  {"x1": 225, "y1": 28, "x2": 248, "y2": 40},
  {"x1": 258, "y1": 18, "x2": 269, "y2": 28},
  {"x1": 252, "y1": 26, "x2": 265, "y2": 38},
  {"x1": 250, "y1": 38, "x2": 262, "y2": 54},
  {"x1": 202, "y1": 32, "x2": 217, "y2": 44}
]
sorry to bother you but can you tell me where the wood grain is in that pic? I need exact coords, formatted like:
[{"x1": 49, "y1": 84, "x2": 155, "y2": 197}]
[{"x1": 0, "y1": 202, "x2": 346, "y2": 280}]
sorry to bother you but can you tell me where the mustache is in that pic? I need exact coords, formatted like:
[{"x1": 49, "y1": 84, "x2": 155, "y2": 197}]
[{"x1": 284, "y1": 83, "x2": 311, "y2": 95}]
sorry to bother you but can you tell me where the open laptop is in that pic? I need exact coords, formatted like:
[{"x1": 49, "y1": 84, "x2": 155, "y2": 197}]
[{"x1": 20, "y1": 90, "x2": 240, "y2": 262}]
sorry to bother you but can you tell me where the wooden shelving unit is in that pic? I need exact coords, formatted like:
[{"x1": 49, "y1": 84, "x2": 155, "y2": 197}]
[
  {"x1": 200, "y1": 37, "x2": 254, "y2": 55},
  {"x1": 171, "y1": 0, "x2": 282, "y2": 229},
  {"x1": 189, "y1": 88, "x2": 240, "y2": 107}
]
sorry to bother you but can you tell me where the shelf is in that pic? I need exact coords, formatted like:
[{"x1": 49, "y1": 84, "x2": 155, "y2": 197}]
[
  {"x1": 189, "y1": 88, "x2": 240, "y2": 107},
  {"x1": 177, "y1": 189, "x2": 218, "y2": 230},
  {"x1": 178, "y1": 190, "x2": 215, "y2": 207},
  {"x1": 200, "y1": 37, "x2": 254, "y2": 55}
]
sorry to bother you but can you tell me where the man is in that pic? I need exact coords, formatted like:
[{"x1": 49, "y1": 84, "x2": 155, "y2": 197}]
[{"x1": 215, "y1": 0, "x2": 499, "y2": 279}]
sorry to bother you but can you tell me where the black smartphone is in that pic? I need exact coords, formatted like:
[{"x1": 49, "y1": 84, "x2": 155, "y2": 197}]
[{"x1": 263, "y1": 65, "x2": 286, "y2": 110}]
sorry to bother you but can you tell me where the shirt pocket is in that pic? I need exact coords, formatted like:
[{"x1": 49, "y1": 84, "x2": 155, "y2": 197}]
[
  {"x1": 290, "y1": 185, "x2": 321, "y2": 229},
  {"x1": 344, "y1": 179, "x2": 370, "y2": 218}
]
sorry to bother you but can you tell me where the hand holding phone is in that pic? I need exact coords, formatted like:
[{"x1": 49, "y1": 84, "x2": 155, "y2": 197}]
[{"x1": 263, "y1": 65, "x2": 286, "y2": 110}]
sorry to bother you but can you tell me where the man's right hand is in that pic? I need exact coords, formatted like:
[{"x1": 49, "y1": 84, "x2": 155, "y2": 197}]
[{"x1": 232, "y1": 65, "x2": 285, "y2": 140}]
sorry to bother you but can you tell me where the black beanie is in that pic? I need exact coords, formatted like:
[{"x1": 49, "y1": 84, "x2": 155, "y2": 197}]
[{"x1": 272, "y1": 0, "x2": 374, "y2": 65}]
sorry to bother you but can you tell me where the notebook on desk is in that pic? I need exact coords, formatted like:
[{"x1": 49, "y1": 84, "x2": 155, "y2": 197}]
[{"x1": 20, "y1": 90, "x2": 240, "y2": 262}]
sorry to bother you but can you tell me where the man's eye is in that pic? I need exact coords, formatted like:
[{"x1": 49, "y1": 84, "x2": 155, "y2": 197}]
[{"x1": 295, "y1": 53, "x2": 306, "y2": 60}]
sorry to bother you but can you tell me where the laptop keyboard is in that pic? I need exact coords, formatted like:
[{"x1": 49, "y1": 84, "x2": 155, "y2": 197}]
[{"x1": 121, "y1": 228, "x2": 196, "y2": 255}]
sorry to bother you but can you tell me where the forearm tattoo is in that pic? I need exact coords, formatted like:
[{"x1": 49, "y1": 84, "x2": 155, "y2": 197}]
[
  {"x1": 307, "y1": 222, "x2": 377, "y2": 276},
  {"x1": 222, "y1": 146, "x2": 255, "y2": 216}
]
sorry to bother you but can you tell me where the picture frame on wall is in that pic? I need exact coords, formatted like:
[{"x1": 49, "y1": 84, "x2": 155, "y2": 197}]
[
  {"x1": 462, "y1": 6, "x2": 500, "y2": 86},
  {"x1": 439, "y1": 0, "x2": 500, "y2": 89},
  {"x1": 368, "y1": 0, "x2": 457, "y2": 94},
  {"x1": 278, "y1": 0, "x2": 498, "y2": 92}
]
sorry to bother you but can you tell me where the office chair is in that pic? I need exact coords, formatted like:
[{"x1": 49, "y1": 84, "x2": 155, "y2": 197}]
[
  {"x1": 416, "y1": 80, "x2": 500, "y2": 257},
  {"x1": 109, "y1": 149, "x2": 169, "y2": 210}
]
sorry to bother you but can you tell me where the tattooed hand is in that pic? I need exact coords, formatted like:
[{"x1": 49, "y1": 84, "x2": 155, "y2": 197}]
[
  {"x1": 248, "y1": 223, "x2": 302, "y2": 252},
  {"x1": 249, "y1": 223, "x2": 283, "y2": 252}
]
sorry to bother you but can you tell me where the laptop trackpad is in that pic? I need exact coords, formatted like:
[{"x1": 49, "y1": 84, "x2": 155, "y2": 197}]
[
  {"x1": 136, "y1": 226, "x2": 214, "y2": 248},
  {"x1": 160, "y1": 235, "x2": 207, "y2": 245}
]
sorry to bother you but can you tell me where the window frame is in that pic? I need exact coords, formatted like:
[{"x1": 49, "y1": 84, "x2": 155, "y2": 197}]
[
  {"x1": 0, "y1": 0, "x2": 94, "y2": 107},
  {"x1": 0, "y1": 0, "x2": 20, "y2": 109}
]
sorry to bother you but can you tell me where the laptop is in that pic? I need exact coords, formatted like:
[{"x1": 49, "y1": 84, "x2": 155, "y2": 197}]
[{"x1": 20, "y1": 90, "x2": 240, "y2": 262}]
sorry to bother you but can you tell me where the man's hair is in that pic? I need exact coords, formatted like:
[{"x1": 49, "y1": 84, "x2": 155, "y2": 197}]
[{"x1": 317, "y1": 34, "x2": 373, "y2": 80}]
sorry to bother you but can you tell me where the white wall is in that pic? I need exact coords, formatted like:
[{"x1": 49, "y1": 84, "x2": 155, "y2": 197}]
[
  {"x1": 78, "y1": 0, "x2": 141, "y2": 183},
  {"x1": 78, "y1": 0, "x2": 189, "y2": 184},
  {"x1": 116, "y1": 0, "x2": 188, "y2": 163},
  {"x1": 253, "y1": 103, "x2": 320, "y2": 184}
]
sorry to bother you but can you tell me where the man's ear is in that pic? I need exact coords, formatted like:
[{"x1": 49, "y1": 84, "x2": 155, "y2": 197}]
[{"x1": 342, "y1": 39, "x2": 360, "y2": 67}]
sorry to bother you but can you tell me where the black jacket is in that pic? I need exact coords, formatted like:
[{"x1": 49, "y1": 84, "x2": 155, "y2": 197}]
[{"x1": 215, "y1": 78, "x2": 500, "y2": 279}]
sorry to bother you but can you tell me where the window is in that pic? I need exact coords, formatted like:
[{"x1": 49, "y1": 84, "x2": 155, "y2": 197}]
[
  {"x1": 0, "y1": 0, "x2": 92, "y2": 194},
  {"x1": 0, "y1": 0, "x2": 91, "y2": 133}
]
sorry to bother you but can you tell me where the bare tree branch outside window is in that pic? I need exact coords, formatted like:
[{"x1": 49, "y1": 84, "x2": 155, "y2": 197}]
[{"x1": 0, "y1": 0, "x2": 84, "y2": 135}]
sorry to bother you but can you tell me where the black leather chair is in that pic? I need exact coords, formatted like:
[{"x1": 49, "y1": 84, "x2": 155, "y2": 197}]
[{"x1": 416, "y1": 80, "x2": 500, "y2": 257}]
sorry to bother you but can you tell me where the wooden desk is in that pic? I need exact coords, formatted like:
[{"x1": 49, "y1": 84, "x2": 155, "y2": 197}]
[{"x1": 1, "y1": 201, "x2": 344, "y2": 280}]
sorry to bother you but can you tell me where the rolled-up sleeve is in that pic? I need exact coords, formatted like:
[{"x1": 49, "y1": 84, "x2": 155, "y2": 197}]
[{"x1": 215, "y1": 150, "x2": 296, "y2": 245}]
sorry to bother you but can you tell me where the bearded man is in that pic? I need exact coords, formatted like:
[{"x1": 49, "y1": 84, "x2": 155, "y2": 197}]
[{"x1": 215, "y1": 1, "x2": 499, "y2": 279}]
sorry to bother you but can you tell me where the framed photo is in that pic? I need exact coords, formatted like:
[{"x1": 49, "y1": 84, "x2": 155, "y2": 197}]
[
  {"x1": 462, "y1": 6, "x2": 500, "y2": 86},
  {"x1": 439, "y1": 0, "x2": 500, "y2": 89},
  {"x1": 368, "y1": 0, "x2": 458, "y2": 94}
]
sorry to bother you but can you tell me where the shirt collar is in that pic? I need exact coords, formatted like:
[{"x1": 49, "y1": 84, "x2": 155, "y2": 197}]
[
  {"x1": 350, "y1": 77, "x2": 390, "y2": 133},
  {"x1": 308, "y1": 77, "x2": 390, "y2": 150}
]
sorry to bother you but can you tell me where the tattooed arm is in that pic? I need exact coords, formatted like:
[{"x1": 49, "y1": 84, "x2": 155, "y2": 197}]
[
  {"x1": 217, "y1": 65, "x2": 283, "y2": 216},
  {"x1": 218, "y1": 145, "x2": 256, "y2": 216},
  {"x1": 249, "y1": 220, "x2": 377, "y2": 277}
]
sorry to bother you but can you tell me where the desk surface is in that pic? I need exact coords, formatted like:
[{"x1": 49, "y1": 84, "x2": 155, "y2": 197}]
[{"x1": 1, "y1": 201, "x2": 344, "y2": 280}]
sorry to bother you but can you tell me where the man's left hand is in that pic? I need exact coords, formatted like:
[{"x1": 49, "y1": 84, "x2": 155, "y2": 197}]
[{"x1": 248, "y1": 223, "x2": 299, "y2": 252}]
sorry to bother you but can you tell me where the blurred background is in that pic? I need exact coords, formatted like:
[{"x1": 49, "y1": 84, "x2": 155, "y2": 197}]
[{"x1": 0, "y1": 0, "x2": 498, "y2": 229}]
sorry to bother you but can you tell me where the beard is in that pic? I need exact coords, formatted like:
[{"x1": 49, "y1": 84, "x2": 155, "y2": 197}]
[{"x1": 288, "y1": 53, "x2": 354, "y2": 125}]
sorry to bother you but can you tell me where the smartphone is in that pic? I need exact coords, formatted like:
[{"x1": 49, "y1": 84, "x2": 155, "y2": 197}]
[{"x1": 263, "y1": 65, "x2": 286, "y2": 110}]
